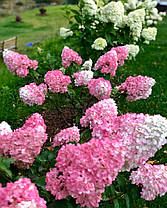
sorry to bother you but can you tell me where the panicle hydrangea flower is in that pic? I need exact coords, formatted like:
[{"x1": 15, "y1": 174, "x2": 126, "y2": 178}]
[
  {"x1": 88, "y1": 78, "x2": 112, "y2": 100},
  {"x1": 124, "y1": 0, "x2": 142, "y2": 10},
  {"x1": 60, "y1": 27, "x2": 73, "y2": 39},
  {"x1": 130, "y1": 164, "x2": 167, "y2": 200},
  {"x1": 0, "y1": 121, "x2": 12, "y2": 136},
  {"x1": 112, "y1": 45, "x2": 129, "y2": 66},
  {"x1": 19, "y1": 83, "x2": 47, "y2": 106},
  {"x1": 142, "y1": 27, "x2": 157, "y2": 44},
  {"x1": 142, "y1": 0, "x2": 157, "y2": 9},
  {"x1": 0, "y1": 113, "x2": 47, "y2": 169},
  {"x1": 91, "y1": 38, "x2": 107, "y2": 50},
  {"x1": 127, "y1": 8, "x2": 145, "y2": 41},
  {"x1": 99, "y1": 1, "x2": 125, "y2": 28},
  {"x1": 61, "y1": 46, "x2": 82, "y2": 68},
  {"x1": 0, "y1": 177, "x2": 46, "y2": 208},
  {"x1": 44, "y1": 70, "x2": 71, "y2": 93},
  {"x1": 46, "y1": 137, "x2": 126, "y2": 208},
  {"x1": 73, "y1": 70, "x2": 94, "y2": 86},
  {"x1": 116, "y1": 75, "x2": 156, "y2": 102},
  {"x1": 82, "y1": 0, "x2": 98, "y2": 16},
  {"x1": 126, "y1": 44, "x2": 140, "y2": 59},
  {"x1": 81, "y1": 59, "x2": 93, "y2": 70},
  {"x1": 92, "y1": 113, "x2": 167, "y2": 171},
  {"x1": 3, "y1": 50, "x2": 38, "y2": 77},
  {"x1": 80, "y1": 98, "x2": 118, "y2": 128},
  {"x1": 94, "y1": 50, "x2": 118, "y2": 76},
  {"x1": 53, "y1": 126, "x2": 80, "y2": 147}
]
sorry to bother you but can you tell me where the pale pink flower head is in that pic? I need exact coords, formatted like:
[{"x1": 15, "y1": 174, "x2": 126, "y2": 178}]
[
  {"x1": 94, "y1": 50, "x2": 118, "y2": 76},
  {"x1": 116, "y1": 75, "x2": 156, "y2": 101},
  {"x1": 53, "y1": 126, "x2": 80, "y2": 147},
  {"x1": 3, "y1": 50, "x2": 38, "y2": 77},
  {"x1": 46, "y1": 136, "x2": 125, "y2": 208},
  {"x1": 19, "y1": 83, "x2": 47, "y2": 106},
  {"x1": 92, "y1": 112, "x2": 167, "y2": 171},
  {"x1": 73, "y1": 70, "x2": 94, "y2": 86},
  {"x1": 80, "y1": 98, "x2": 118, "y2": 128},
  {"x1": 44, "y1": 70, "x2": 71, "y2": 93},
  {"x1": 61, "y1": 46, "x2": 82, "y2": 68},
  {"x1": 88, "y1": 78, "x2": 112, "y2": 100},
  {"x1": 0, "y1": 177, "x2": 46, "y2": 208},
  {"x1": 112, "y1": 45, "x2": 129, "y2": 66},
  {"x1": 0, "y1": 113, "x2": 47, "y2": 169},
  {"x1": 130, "y1": 164, "x2": 167, "y2": 201}
]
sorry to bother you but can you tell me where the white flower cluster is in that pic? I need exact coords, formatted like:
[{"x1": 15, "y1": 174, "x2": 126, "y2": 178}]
[
  {"x1": 124, "y1": 0, "x2": 142, "y2": 10},
  {"x1": 82, "y1": 0, "x2": 98, "y2": 16},
  {"x1": 142, "y1": 0, "x2": 158, "y2": 10},
  {"x1": 0, "y1": 121, "x2": 12, "y2": 136},
  {"x1": 81, "y1": 59, "x2": 93, "y2": 70},
  {"x1": 91, "y1": 37, "x2": 107, "y2": 50},
  {"x1": 98, "y1": 1, "x2": 125, "y2": 29},
  {"x1": 127, "y1": 8, "x2": 146, "y2": 41},
  {"x1": 146, "y1": 8, "x2": 166, "y2": 26},
  {"x1": 142, "y1": 27, "x2": 157, "y2": 44},
  {"x1": 126, "y1": 44, "x2": 140, "y2": 59},
  {"x1": 60, "y1": 27, "x2": 73, "y2": 39},
  {"x1": 123, "y1": 114, "x2": 167, "y2": 171}
]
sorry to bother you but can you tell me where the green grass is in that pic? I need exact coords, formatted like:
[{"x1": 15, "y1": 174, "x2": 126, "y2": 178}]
[{"x1": 0, "y1": 5, "x2": 70, "y2": 48}]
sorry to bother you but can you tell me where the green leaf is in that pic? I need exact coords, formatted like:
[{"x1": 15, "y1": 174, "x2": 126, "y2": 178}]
[
  {"x1": 0, "y1": 161, "x2": 12, "y2": 179},
  {"x1": 114, "y1": 199, "x2": 120, "y2": 208},
  {"x1": 125, "y1": 193, "x2": 130, "y2": 208}
]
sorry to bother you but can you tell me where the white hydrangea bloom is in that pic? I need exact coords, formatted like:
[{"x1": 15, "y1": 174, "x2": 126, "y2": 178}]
[
  {"x1": 81, "y1": 59, "x2": 93, "y2": 70},
  {"x1": 122, "y1": 114, "x2": 167, "y2": 171},
  {"x1": 0, "y1": 121, "x2": 12, "y2": 136},
  {"x1": 142, "y1": 27, "x2": 157, "y2": 44},
  {"x1": 127, "y1": 8, "x2": 145, "y2": 40},
  {"x1": 98, "y1": 1, "x2": 126, "y2": 28},
  {"x1": 60, "y1": 27, "x2": 73, "y2": 39},
  {"x1": 159, "y1": 12, "x2": 166, "y2": 17},
  {"x1": 82, "y1": 0, "x2": 98, "y2": 16},
  {"x1": 146, "y1": 19, "x2": 153, "y2": 26},
  {"x1": 124, "y1": 0, "x2": 142, "y2": 10},
  {"x1": 142, "y1": 0, "x2": 157, "y2": 10},
  {"x1": 126, "y1": 44, "x2": 140, "y2": 59},
  {"x1": 91, "y1": 37, "x2": 107, "y2": 50}
]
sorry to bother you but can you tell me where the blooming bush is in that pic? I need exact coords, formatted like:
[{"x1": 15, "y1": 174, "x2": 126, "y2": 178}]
[
  {"x1": 60, "y1": 0, "x2": 166, "y2": 60},
  {"x1": 1, "y1": 31, "x2": 167, "y2": 207}
]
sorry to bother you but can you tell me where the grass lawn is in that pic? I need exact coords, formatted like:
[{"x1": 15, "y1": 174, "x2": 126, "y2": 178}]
[{"x1": 0, "y1": 5, "x2": 70, "y2": 49}]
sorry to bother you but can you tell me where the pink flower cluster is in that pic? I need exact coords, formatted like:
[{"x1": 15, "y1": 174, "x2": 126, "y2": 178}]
[
  {"x1": 130, "y1": 164, "x2": 167, "y2": 201},
  {"x1": 0, "y1": 113, "x2": 47, "y2": 168},
  {"x1": 94, "y1": 46, "x2": 129, "y2": 76},
  {"x1": 116, "y1": 75, "x2": 156, "y2": 102},
  {"x1": 94, "y1": 50, "x2": 118, "y2": 76},
  {"x1": 80, "y1": 98, "x2": 118, "y2": 129},
  {"x1": 46, "y1": 137, "x2": 126, "y2": 208},
  {"x1": 73, "y1": 70, "x2": 94, "y2": 86},
  {"x1": 88, "y1": 78, "x2": 112, "y2": 100},
  {"x1": 92, "y1": 113, "x2": 167, "y2": 171},
  {"x1": 112, "y1": 46, "x2": 129, "y2": 66},
  {"x1": 44, "y1": 70, "x2": 71, "y2": 93},
  {"x1": 3, "y1": 50, "x2": 38, "y2": 77},
  {"x1": 53, "y1": 126, "x2": 80, "y2": 147},
  {"x1": 61, "y1": 46, "x2": 82, "y2": 68},
  {"x1": 19, "y1": 83, "x2": 47, "y2": 106},
  {"x1": 0, "y1": 177, "x2": 46, "y2": 208}
]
